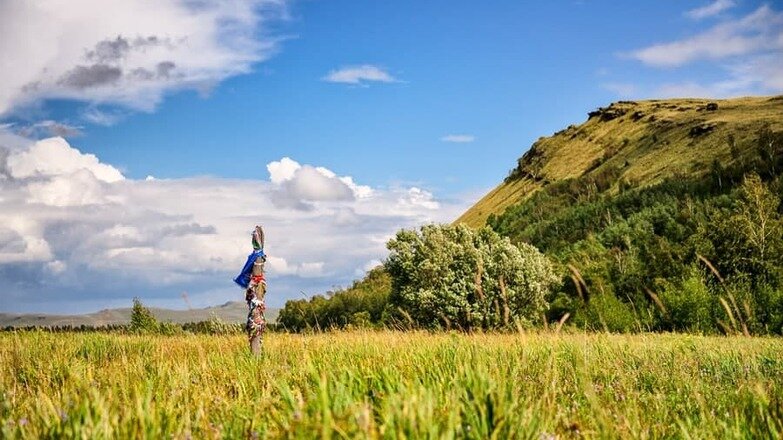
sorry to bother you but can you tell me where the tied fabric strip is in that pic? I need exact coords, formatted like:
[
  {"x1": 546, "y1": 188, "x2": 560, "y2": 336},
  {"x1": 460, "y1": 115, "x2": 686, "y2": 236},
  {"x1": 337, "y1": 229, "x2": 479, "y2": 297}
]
[
  {"x1": 233, "y1": 249, "x2": 265, "y2": 288},
  {"x1": 246, "y1": 264, "x2": 267, "y2": 340}
]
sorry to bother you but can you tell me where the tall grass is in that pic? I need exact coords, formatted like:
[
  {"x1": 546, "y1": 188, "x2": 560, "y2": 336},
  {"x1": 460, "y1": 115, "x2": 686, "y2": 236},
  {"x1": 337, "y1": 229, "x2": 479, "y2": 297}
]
[{"x1": 2, "y1": 331, "x2": 782, "y2": 438}]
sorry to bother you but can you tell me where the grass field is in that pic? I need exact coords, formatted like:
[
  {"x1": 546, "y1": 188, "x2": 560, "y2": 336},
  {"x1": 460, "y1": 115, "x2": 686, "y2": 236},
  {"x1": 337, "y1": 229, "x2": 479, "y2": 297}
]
[{"x1": 2, "y1": 331, "x2": 783, "y2": 439}]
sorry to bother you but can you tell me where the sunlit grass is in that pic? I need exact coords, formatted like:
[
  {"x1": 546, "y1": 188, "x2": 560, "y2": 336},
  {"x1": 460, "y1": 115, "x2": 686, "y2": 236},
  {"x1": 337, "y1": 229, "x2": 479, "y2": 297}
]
[{"x1": 2, "y1": 330, "x2": 782, "y2": 438}]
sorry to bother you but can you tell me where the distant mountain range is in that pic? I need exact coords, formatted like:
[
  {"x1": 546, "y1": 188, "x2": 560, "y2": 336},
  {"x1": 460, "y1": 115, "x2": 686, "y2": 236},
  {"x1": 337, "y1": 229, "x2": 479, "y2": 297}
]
[{"x1": 0, "y1": 301, "x2": 279, "y2": 328}]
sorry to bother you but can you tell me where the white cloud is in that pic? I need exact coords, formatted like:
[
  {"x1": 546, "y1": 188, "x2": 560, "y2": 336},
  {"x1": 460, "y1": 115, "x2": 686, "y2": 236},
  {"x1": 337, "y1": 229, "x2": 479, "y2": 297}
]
[
  {"x1": 398, "y1": 187, "x2": 440, "y2": 210},
  {"x1": 298, "y1": 262, "x2": 325, "y2": 278},
  {"x1": 354, "y1": 259, "x2": 382, "y2": 277},
  {"x1": 267, "y1": 157, "x2": 301, "y2": 184},
  {"x1": 282, "y1": 166, "x2": 354, "y2": 202},
  {"x1": 621, "y1": 4, "x2": 783, "y2": 98},
  {"x1": 81, "y1": 107, "x2": 127, "y2": 126},
  {"x1": 630, "y1": 5, "x2": 782, "y2": 67},
  {"x1": 322, "y1": 65, "x2": 397, "y2": 85},
  {"x1": 686, "y1": 0, "x2": 735, "y2": 20},
  {"x1": 363, "y1": 259, "x2": 382, "y2": 271},
  {"x1": 440, "y1": 134, "x2": 475, "y2": 143},
  {"x1": 653, "y1": 53, "x2": 783, "y2": 97},
  {"x1": 0, "y1": 136, "x2": 467, "y2": 311},
  {"x1": 0, "y1": 0, "x2": 288, "y2": 116},
  {"x1": 7, "y1": 137, "x2": 124, "y2": 182},
  {"x1": 26, "y1": 169, "x2": 111, "y2": 207},
  {"x1": 267, "y1": 157, "x2": 375, "y2": 208},
  {"x1": 46, "y1": 260, "x2": 67, "y2": 274}
]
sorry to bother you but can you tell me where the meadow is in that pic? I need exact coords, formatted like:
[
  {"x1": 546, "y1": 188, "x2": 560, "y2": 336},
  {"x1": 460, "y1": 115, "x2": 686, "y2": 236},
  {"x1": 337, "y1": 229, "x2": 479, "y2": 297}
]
[{"x1": 2, "y1": 330, "x2": 783, "y2": 439}]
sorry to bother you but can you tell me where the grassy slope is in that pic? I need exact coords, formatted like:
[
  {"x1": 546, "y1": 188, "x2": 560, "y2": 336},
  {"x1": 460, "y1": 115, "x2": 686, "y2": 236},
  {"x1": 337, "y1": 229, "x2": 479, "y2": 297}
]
[
  {"x1": 3, "y1": 331, "x2": 782, "y2": 438},
  {"x1": 457, "y1": 95, "x2": 783, "y2": 227}
]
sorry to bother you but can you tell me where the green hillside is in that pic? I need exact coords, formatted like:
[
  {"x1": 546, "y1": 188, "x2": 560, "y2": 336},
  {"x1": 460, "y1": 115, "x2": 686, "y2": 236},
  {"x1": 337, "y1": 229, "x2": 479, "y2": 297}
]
[
  {"x1": 461, "y1": 95, "x2": 783, "y2": 333},
  {"x1": 457, "y1": 96, "x2": 783, "y2": 227}
]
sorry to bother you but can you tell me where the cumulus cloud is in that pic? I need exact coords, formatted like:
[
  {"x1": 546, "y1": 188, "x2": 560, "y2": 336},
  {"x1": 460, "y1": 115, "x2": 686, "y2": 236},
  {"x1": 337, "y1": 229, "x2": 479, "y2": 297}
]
[
  {"x1": 7, "y1": 137, "x2": 124, "y2": 182},
  {"x1": 267, "y1": 157, "x2": 373, "y2": 209},
  {"x1": 398, "y1": 187, "x2": 440, "y2": 210},
  {"x1": 0, "y1": 0, "x2": 287, "y2": 116},
  {"x1": 322, "y1": 65, "x2": 398, "y2": 85},
  {"x1": 0, "y1": 136, "x2": 467, "y2": 312},
  {"x1": 440, "y1": 134, "x2": 475, "y2": 143},
  {"x1": 686, "y1": 0, "x2": 735, "y2": 20}
]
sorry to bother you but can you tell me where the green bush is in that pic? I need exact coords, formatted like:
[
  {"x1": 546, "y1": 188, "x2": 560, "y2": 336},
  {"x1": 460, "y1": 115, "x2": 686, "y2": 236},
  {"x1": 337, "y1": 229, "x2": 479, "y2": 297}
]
[
  {"x1": 278, "y1": 267, "x2": 391, "y2": 331},
  {"x1": 659, "y1": 268, "x2": 716, "y2": 334},
  {"x1": 385, "y1": 224, "x2": 560, "y2": 330},
  {"x1": 574, "y1": 290, "x2": 639, "y2": 333}
]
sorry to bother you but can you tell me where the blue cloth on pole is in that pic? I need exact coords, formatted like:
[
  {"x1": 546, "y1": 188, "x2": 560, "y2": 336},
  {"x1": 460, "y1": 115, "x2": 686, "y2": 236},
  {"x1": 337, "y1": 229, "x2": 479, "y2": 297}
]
[{"x1": 233, "y1": 250, "x2": 265, "y2": 288}]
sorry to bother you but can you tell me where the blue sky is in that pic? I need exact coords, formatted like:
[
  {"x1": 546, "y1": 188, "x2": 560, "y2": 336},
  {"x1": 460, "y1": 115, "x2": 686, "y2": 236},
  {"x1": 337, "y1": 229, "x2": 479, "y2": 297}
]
[{"x1": 1, "y1": 0, "x2": 781, "y2": 313}]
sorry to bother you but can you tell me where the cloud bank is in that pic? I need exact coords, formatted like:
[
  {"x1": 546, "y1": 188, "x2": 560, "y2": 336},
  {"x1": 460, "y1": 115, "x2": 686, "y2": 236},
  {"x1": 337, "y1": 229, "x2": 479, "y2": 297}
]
[
  {"x1": 0, "y1": 0, "x2": 287, "y2": 116},
  {"x1": 0, "y1": 135, "x2": 466, "y2": 313}
]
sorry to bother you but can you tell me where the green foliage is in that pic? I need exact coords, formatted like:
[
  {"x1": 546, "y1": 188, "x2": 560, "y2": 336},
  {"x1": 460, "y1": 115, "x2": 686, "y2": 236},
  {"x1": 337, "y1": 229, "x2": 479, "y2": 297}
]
[
  {"x1": 659, "y1": 267, "x2": 717, "y2": 333},
  {"x1": 489, "y1": 126, "x2": 783, "y2": 334},
  {"x1": 181, "y1": 313, "x2": 242, "y2": 335},
  {"x1": 129, "y1": 298, "x2": 186, "y2": 335},
  {"x1": 573, "y1": 290, "x2": 639, "y2": 333},
  {"x1": 129, "y1": 298, "x2": 159, "y2": 334},
  {"x1": 385, "y1": 224, "x2": 560, "y2": 330},
  {"x1": 277, "y1": 267, "x2": 391, "y2": 331},
  {"x1": 701, "y1": 173, "x2": 783, "y2": 284}
]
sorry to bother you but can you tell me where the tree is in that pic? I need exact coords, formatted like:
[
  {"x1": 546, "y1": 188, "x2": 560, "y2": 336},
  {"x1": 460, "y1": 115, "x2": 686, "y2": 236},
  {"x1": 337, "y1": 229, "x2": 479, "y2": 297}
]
[
  {"x1": 384, "y1": 224, "x2": 559, "y2": 330},
  {"x1": 705, "y1": 174, "x2": 783, "y2": 283},
  {"x1": 130, "y1": 297, "x2": 159, "y2": 333},
  {"x1": 736, "y1": 174, "x2": 782, "y2": 267},
  {"x1": 757, "y1": 125, "x2": 783, "y2": 176}
]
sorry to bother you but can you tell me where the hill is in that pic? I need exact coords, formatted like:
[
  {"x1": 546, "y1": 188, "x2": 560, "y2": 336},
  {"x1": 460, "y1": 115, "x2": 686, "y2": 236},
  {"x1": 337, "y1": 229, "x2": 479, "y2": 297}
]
[
  {"x1": 276, "y1": 95, "x2": 783, "y2": 335},
  {"x1": 457, "y1": 96, "x2": 783, "y2": 227},
  {"x1": 0, "y1": 301, "x2": 280, "y2": 328}
]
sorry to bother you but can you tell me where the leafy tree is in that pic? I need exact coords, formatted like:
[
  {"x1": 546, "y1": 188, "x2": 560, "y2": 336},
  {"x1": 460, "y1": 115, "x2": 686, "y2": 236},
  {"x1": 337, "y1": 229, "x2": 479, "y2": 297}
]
[
  {"x1": 702, "y1": 174, "x2": 782, "y2": 284},
  {"x1": 385, "y1": 224, "x2": 559, "y2": 330},
  {"x1": 130, "y1": 297, "x2": 159, "y2": 333}
]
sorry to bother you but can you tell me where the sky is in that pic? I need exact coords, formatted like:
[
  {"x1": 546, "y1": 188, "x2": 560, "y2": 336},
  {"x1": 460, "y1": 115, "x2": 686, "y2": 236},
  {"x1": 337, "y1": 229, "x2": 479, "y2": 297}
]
[{"x1": 1, "y1": 0, "x2": 782, "y2": 313}]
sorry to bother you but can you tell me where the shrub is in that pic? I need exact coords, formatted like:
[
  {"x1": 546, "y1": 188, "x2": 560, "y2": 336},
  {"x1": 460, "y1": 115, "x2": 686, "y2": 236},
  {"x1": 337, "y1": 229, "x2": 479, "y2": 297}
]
[
  {"x1": 574, "y1": 289, "x2": 639, "y2": 333},
  {"x1": 659, "y1": 267, "x2": 716, "y2": 333},
  {"x1": 277, "y1": 267, "x2": 391, "y2": 332},
  {"x1": 385, "y1": 224, "x2": 560, "y2": 330}
]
